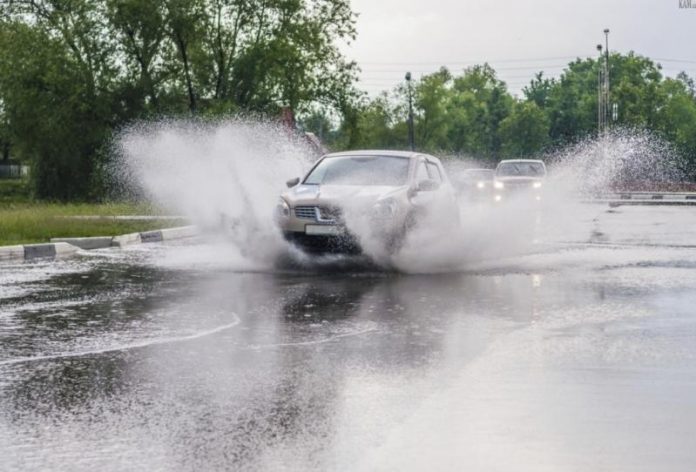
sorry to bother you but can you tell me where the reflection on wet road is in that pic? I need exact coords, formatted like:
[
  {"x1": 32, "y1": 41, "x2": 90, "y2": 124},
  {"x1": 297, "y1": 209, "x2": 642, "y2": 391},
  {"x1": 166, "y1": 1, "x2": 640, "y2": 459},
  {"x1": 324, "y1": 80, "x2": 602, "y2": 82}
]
[{"x1": 1, "y1": 205, "x2": 696, "y2": 471}]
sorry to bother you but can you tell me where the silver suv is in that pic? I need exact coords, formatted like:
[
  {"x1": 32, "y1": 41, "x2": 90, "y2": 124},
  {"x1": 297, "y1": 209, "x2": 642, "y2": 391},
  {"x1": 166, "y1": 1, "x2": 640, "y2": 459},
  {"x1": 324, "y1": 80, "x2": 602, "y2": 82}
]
[
  {"x1": 493, "y1": 159, "x2": 547, "y2": 202},
  {"x1": 277, "y1": 150, "x2": 459, "y2": 254}
]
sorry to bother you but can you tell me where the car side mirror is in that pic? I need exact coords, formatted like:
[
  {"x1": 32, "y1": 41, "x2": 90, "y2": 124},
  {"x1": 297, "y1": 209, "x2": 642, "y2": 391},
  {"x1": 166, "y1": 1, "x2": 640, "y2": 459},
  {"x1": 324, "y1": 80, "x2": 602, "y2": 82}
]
[
  {"x1": 286, "y1": 177, "x2": 300, "y2": 188},
  {"x1": 417, "y1": 179, "x2": 440, "y2": 192}
]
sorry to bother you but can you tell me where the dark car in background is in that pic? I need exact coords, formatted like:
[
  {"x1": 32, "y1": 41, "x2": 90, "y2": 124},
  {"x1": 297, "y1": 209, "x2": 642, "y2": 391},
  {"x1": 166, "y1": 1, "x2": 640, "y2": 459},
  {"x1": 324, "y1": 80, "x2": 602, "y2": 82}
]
[{"x1": 453, "y1": 168, "x2": 495, "y2": 201}]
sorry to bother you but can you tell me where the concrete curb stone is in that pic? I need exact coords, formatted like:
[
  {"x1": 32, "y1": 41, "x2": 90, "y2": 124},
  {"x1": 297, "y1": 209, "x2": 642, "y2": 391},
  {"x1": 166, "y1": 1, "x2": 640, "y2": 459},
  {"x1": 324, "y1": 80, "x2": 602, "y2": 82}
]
[
  {"x1": 0, "y1": 225, "x2": 199, "y2": 262},
  {"x1": 160, "y1": 226, "x2": 200, "y2": 240},
  {"x1": 140, "y1": 230, "x2": 163, "y2": 243},
  {"x1": 23, "y1": 242, "x2": 79, "y2": 260},
  {"x1": 50, "y1": 236, "x2": 114, "y2": 250},
  {"x1": 0, "y1": 245, "x2": 25, "y2": 261},
  {"x1": 111, "y1": 232, "x2": 142, "y2": 248}
]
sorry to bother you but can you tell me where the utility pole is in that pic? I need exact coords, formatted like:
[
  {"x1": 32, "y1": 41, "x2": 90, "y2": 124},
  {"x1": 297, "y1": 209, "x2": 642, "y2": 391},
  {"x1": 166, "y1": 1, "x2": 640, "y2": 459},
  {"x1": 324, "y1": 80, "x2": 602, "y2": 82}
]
[
  {"x1": 597, "y1": 44, "x2": 604, "y2": 136},
  {"x1": 405, "y1": 72, "x2": 415, "y2": 151},
  {"x1": 604, "y1": 28, "x2": 611, "y2": 129},
  {"x1": 597, "y1": 29, "x2": 611, "y2": 136}
]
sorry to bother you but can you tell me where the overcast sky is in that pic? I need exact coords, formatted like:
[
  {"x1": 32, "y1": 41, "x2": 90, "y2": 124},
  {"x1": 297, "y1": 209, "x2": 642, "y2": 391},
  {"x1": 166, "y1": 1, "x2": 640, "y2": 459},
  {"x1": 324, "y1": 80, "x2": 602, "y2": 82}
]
[{"x1": 343, "y1": 0, "x2": 696, "y2": 96}]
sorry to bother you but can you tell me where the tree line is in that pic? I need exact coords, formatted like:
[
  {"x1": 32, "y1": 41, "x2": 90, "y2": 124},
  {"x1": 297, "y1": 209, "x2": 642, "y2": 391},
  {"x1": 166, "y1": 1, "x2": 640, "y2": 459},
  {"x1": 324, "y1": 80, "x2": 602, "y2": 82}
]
[
  {"x1": 306, "y1": 54, "x2": 696, "y2": 179},
  {"x1": 0, "y1": 0, "x2": 358, "y2": 199},
  {"x1": 1, "y1": 1, "x2": 695, "y2": 200}
]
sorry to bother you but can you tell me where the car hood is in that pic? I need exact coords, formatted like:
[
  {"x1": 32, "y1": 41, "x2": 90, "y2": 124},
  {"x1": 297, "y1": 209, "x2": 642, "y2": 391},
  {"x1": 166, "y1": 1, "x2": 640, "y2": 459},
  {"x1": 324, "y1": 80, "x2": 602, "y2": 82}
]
[
  {"x1": 495, "y1": 176, "x2": 545, "y2": 183},
  {"x1": 282, "y1": 184, "x2": 407, "y2": 207}
]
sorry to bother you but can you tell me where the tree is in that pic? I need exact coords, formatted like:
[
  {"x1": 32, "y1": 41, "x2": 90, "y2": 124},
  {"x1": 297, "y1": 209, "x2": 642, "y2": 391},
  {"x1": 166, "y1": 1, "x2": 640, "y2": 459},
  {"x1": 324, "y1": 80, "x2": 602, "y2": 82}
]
[
  {"x1": 447, "y1": 64, "x2": 513, "y2": 159},
  {"x1": 163, "y1": 0, "x2": 205, "y2": 112},
  {"x1": 543, "y1": 58, "x2": 598, "y2": 144},
  {"x1": 349, "y1": 94, "x2": 404, "y2": 150},
  {"x1": 0, "y1": 20, "x2": 111, "y2": 199},
  {"x1": 499, "y1": 101, "x2": 550, "y2": 157},
  {"x1": 655, "y1": 77, "x2": 696, "y2": 177},
  {"x1": 523, "y1": 72, "x2": 555, "y2": 108},
  {"x1": 609, "y1": 53, "x2": 664, "y2": 128},
  {"x1": 541, "y1": 53, "x2": 667, "y2": 144},
  {"x1": 414, "y1": 67, "x2": 452, "y2": 152},
  {"x1": 0, "y1": 0, "x2": 360, "y2": 200},
  {"x1": 300, "y1": 108, "x2": 334, "y2": 143},
  {"x1": 0, "y1": 101, "x2": 10, "y2": 162},
  {"x1": 106, "y1": 0, "x2": 168, "y2": 114}
]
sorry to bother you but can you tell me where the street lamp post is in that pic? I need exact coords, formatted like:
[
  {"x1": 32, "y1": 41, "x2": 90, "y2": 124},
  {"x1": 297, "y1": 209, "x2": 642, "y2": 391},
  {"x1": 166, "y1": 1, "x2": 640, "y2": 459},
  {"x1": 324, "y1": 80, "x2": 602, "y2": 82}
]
[
  {"x1": 596, "y1": 28, "x2": 611, "y2": 137},
  {"x1": 604, "y1": 29, "x2": 610, "y2": 127},
  {"x1": 405, "y1": 72, "x2": 415, "y2": 151},
  {"x1": 597, "y1": 44, "x2": 605, "y2": 136},
  {"x1": 604, "y1": 29, "x2": 614, "y2": 125}
]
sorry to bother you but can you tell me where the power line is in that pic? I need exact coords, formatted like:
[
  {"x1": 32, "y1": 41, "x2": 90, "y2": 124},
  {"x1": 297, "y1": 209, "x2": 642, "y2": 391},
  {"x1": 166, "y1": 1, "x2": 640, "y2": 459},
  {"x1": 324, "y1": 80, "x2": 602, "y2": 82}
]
[
  {"x1": 359, "y1": 72, "x2": 564, "y2": 81},
  {"x1": 360, "y1": 64, "x2": 569, "y2": 73},
  {"x1": 653, "y1": 57, "x2": 696, "y2": 65},
  {"x1": 356, "y1": 57, "x2": 696, "y2": 69},
  {"x1": 356, "y1": 55, "x2": 583, "y2": 66}
]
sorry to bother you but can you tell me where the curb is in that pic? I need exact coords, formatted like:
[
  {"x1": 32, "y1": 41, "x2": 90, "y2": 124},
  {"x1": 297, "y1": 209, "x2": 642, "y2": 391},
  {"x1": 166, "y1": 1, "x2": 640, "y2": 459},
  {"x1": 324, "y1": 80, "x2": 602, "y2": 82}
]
[
  {"x1": 50, "y1": 236, "x2": 114, "y2": 250},
  {"x1": 61, "y1": 215, "x2": 186, "y2": 221},
  {"x1": 161, "y1": 226, "x2": 200, "y2": 240},
  {"x1": 26, "y1": 242, "x2": 79, "y2": 260},
  {"x1": 111, "y1": 232, "x2": 142, "y2": 248},
  {"x1": 0, "y1": 245, "x2": 25, "y2": 262},
  {"x1": 590, "y1": 192, "x2": 696, "y2": 207},
  {"x1": 2, "y1": 225, "x2": 199, "y2": 262},
  {"x1": 0, "y1": 242, "x2": 81, "y2": 262}
]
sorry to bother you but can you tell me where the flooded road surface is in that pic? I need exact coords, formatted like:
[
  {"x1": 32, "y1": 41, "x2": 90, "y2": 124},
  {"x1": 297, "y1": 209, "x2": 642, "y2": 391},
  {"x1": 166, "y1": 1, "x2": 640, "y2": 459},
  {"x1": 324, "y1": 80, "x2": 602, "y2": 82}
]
[{"x1": 1, "y1": 205, "x2": 696, "y2": 471}]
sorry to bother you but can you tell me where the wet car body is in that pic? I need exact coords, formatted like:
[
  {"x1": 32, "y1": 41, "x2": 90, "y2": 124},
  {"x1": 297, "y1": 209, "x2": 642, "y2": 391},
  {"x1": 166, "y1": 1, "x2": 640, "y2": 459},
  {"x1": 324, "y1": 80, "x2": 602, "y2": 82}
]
[
  {"x1": 277, "y1": 150, "x2": 458, "y2": 254},
  {"x1": 493, "y1": 159, "x2": 547, "y2": 202}
]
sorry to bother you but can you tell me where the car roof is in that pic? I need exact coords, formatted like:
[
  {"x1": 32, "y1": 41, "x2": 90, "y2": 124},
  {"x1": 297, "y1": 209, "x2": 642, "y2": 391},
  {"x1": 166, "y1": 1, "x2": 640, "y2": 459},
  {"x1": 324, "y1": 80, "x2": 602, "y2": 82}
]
[
  {"x1": 497, "y1": 159, "x2": 545, "y2": 164},
  {"x1": 324, "y1": 150, "x2": 437, "y2": 161}
]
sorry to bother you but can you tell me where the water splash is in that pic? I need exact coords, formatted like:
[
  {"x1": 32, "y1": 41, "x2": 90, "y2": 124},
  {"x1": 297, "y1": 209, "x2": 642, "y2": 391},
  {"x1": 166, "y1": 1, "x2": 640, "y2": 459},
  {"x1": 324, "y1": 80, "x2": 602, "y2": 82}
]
[
  {"x1": 114, "y1": 122, "x2": 684, "y2": 274},
  {"x1": 548, "y1": 128, "x2": 685, "y2": 196},
  {"x1": 390, "y1": 128, "x2": 686, "y2": 273},
  {"x1": 115, "y1": 119, "x2": 316, "y2": 267}
]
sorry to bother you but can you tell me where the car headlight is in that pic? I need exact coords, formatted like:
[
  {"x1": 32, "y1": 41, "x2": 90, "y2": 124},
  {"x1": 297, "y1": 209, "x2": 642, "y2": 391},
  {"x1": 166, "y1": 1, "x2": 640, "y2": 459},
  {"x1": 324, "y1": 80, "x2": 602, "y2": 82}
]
[
  {"x1": 477, "y1": 181, "x2": 485, "y2": 189},
  {"x1": 373, "y1": 199, "x2": 397, "y2": 219},
  {"x1": 494, "y1": 181, "x2": 505, "y2": 190},
  {"x1": 277, "y1": 199, "x2": 290, "y2": 218},
  {"x1": 533, "y1": 182, "x2": 543, "y2": 189}
]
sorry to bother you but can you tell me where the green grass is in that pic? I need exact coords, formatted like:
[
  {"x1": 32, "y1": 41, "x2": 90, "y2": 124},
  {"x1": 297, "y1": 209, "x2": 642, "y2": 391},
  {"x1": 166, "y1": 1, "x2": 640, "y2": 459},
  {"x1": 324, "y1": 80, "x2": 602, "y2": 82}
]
[
  {"x1": 0, "y1": 180, "x2": 187, "y2": 246},
  {"x1": 0, "y1": 203, "x2": 187, "y2": 246},
  {"x1": 0, "y1": 179, "x2": 31, "y2": 204}
]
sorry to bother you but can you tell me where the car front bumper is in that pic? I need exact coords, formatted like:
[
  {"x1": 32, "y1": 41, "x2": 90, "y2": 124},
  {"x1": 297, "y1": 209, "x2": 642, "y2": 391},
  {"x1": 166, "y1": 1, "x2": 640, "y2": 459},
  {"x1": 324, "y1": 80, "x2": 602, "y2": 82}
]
[{"x1": 283, "y1": 230, "x2": 361, "y2": 254}]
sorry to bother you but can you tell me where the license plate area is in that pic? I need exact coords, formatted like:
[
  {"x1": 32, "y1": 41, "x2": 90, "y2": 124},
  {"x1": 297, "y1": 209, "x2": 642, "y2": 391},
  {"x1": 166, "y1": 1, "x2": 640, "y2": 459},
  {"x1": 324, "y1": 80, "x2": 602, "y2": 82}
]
[{"x1": 305, "y1": 224, "x2": 341, "y2": 236}]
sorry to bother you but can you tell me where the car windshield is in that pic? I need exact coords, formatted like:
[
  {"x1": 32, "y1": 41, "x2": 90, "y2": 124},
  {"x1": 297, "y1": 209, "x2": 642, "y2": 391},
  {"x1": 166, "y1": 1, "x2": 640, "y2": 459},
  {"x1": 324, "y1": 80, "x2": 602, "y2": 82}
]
[
  {"x1": 304, "y1": 155, "x2": 410, "y2": 186},
  {"x1": 464, "y1": 170, "x2": 494, "y2": 181},
  {"x1": 497, "y1": 162, "x2": 546, "y2": 177}
]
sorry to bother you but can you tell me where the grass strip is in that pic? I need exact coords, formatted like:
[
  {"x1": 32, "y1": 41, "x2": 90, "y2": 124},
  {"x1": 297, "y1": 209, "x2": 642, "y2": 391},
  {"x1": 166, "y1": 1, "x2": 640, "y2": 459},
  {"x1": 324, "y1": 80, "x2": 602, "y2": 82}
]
[{"x1": 0, "y1": 202, "x2": 186, "y2": 246}]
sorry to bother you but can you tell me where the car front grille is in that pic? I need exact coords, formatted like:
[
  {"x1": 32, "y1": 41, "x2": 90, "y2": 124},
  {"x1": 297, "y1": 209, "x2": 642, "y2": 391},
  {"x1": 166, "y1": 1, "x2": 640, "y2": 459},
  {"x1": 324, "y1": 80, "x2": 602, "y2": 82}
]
[
  {"x1": 504, "y1": 182, "x2": 535, "y2": 191},
  {"x1": 295, "y1": 206, "x2": 317, "y2": 220}
]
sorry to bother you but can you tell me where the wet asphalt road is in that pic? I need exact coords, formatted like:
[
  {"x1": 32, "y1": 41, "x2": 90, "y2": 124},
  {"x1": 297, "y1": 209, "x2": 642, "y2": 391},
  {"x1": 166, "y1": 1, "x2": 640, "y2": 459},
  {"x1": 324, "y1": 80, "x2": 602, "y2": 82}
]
[{"x1": 1, "y1": 204, "x2": 696, "y2": 471}]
